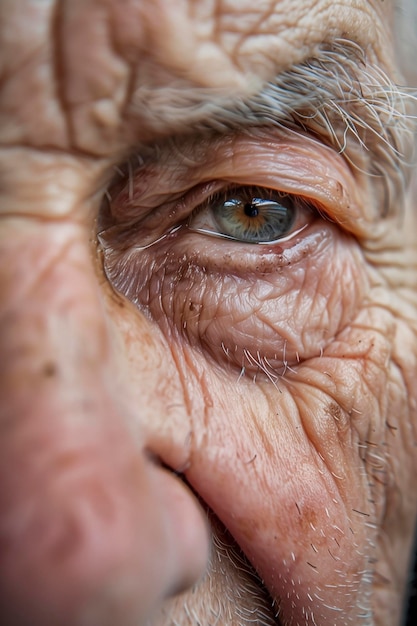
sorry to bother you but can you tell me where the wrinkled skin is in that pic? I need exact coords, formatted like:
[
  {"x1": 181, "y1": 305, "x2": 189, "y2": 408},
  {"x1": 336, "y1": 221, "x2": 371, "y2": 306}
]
[{"x1": 1, "y1": 1, "x2": 417, "y2": 625}]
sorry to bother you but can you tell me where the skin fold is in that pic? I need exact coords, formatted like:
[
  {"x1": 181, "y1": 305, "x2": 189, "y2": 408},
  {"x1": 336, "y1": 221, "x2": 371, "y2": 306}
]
[{"x1": 0, "y1": 1, "x2": 416, "y2": 625}]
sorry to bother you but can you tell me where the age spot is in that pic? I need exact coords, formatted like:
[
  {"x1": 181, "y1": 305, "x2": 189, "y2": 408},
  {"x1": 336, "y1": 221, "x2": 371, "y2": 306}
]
[{"x1": 42, "y1": 362, "x2": 58, "y2": 378}]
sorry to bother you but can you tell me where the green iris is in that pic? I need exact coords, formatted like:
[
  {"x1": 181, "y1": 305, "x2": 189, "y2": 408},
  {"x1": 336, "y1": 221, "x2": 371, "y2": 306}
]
[{"x1": 212, "y1": 189, "x2": 296, "y2": 243}]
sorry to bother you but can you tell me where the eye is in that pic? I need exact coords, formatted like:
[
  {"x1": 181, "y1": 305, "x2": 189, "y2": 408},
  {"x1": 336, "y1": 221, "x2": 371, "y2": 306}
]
[
  {"x1": 100, "y1": 180, "x2": 314, "y2": 253},
  {"x1": 187, "y1": 186, "x2": 311, "y2": 244},
  {"x1": 100, "y1": 135, "x2": 367, "y2": 382},
  {"x1": 187, "y1": 182, "x2": 314, "y2": 244}
]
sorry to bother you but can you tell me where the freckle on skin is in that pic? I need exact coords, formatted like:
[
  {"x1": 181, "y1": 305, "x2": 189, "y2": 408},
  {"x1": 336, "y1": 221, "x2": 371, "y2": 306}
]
[{"x1": 42, "y1": 362, "x2": 58, "y2": 377}]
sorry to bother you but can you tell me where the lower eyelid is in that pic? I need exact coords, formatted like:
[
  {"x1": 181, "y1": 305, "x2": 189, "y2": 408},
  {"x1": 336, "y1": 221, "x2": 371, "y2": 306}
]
[
  {"x1": 101, "y1": 208, "x2": 322, "y2": 286},
  {"x1": 102, "y1": 219, "x2": 368, "y2": 381},
  {"x1": 156, "y1": 220, "x2": 325, "y2": 276},
  {"x1": 102, "y1": 221, "x2": 324, "y2": 307},
  {"x1": 186, "y1": 222, "x2": 310, "y2": 245}
]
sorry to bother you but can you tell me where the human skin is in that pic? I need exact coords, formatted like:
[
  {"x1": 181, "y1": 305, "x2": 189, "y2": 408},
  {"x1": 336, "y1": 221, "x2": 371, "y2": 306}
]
[{"x1": 0, "y1": 1, "x2": 417, "y2": 625}]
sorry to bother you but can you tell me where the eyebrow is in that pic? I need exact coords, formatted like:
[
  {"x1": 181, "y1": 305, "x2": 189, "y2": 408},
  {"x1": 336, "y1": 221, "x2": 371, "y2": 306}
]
[{"x1": 189, "y1": 38, "x2": 416, "y2": 218}]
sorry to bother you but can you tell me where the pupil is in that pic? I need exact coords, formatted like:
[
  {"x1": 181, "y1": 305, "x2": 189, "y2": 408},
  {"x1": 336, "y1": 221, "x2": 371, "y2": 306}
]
[{"x1": 244, "y1": 202, "x2": 259, "y2": 218}]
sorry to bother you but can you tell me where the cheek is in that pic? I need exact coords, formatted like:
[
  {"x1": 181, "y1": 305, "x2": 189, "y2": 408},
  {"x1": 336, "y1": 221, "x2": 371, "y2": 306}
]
[
  {"x1": 167, "y1": 352, "x2": 376, "y2": 624},
  {"x1": 102, "y1": 200, "x2": 405, "y2": 623}
]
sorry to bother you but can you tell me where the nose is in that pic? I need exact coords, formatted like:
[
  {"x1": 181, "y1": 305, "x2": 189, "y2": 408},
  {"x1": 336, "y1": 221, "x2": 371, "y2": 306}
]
[{"x1": 0, "y1": 218, "x2": 209, "y2": 626}]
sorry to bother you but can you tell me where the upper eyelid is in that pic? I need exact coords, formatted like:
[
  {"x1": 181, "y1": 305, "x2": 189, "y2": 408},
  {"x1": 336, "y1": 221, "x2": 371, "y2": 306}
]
[
  {"x1": 99, "y1": 132, "x2": 363, "y2": 263},
  {"x1": 100, "y1": 180, "x2": 321, "y2": 255},
  {"x1": 106, "y1": 129, "x2": 362, "y2": 232}
]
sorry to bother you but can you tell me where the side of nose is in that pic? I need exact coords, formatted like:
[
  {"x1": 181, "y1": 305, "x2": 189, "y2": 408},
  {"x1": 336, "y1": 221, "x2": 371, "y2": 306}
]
[{"x1": 0, "y1": 219, "x2": 209, "y2": 626}]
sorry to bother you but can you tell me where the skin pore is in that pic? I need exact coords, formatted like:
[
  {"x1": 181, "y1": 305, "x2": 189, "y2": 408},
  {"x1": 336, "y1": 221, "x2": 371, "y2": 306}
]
[{"x1": 0, "y1": 1, "x2": 417, "y2": 626}]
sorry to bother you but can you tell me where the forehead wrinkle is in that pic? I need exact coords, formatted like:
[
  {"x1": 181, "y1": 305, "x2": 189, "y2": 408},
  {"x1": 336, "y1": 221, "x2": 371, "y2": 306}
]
[{"x1": 125, "y1": 0, "x2": 400, "y2": 147}]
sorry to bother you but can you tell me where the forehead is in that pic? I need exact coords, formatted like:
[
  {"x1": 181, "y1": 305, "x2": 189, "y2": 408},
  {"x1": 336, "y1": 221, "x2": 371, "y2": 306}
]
[{"x1": 136, "y1": 0, "x2": 397, "y2": 95}]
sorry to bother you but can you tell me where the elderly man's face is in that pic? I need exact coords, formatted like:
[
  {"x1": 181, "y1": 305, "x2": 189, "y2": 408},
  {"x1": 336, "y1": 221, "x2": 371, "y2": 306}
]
[{"x1": 0, "y1": 1, "x2": 417, "y2": 625}]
